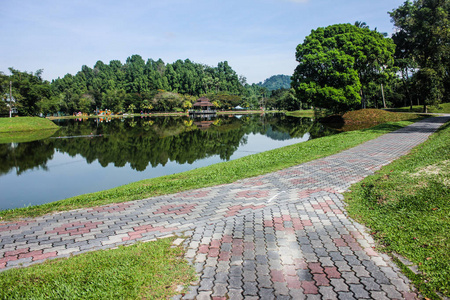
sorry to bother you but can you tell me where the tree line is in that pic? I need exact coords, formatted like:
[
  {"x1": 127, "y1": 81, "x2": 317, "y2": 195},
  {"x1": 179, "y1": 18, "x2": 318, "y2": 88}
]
[
  {"x1": 1, "y1": 0, "x2": 449, "y2": 116},
  {"x1": 292, "y1": 0, "x2": 450, "y2": 112},
  {"x1": 0, "y1": 57, "x2": 257, "y2": 116}
]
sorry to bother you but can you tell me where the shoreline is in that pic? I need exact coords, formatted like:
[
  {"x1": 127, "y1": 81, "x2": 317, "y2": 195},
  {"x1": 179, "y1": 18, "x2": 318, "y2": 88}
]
[
  {"x1": 0, "y1": 118, "x2": 423, "y2": 221},
  {"x1": 46, "y1": 110, "x2": 278, "y2": 120}
]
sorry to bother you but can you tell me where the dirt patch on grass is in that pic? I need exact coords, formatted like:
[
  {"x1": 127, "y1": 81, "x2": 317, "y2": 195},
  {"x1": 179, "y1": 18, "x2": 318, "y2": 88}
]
[{"x1": 411, "y1": 160, "x2": 450, "y2": 186}]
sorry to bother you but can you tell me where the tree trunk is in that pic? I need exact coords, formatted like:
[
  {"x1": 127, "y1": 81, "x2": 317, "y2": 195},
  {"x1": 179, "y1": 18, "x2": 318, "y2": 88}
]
[
  {"x1": 381, "y1": 84, "x2": 386, "y2": 108},
  {"x1": 360, "y1": 88, "x2": 367, "y2": 109},
  {"x1": 9, "y1": 81, "x2": 13, "y2": 118}
]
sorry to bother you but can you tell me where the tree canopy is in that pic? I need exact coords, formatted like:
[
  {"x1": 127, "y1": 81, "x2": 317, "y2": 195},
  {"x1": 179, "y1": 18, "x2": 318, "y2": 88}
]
[
  {"x1": 291, "y1": 23, "x2": 396, "y2": 112},
  {"x1": 390, "y1": 0, "x2": 450, "y2": 109}
]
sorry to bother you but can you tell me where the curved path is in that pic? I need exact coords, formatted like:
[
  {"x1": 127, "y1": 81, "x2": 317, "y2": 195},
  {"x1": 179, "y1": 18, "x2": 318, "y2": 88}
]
[{"x1": 1, "y1": 116, "x2": 449, "y2": 299}]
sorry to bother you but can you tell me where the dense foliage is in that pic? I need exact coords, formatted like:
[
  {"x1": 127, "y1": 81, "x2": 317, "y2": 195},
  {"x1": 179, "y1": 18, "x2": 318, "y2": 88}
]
[
  {"x1": 291, "y1": 1, "x2": 450, "y2": 112},
  {"x1": 52, "y1": 57, "x2": 249, "y2": 114},
  {"x1": 292, "y1": 24, "x2": 396, "y2": 113},
  {"x1": 390, "y1": 0, "x2": 450, "y2": 110},
  {"x1": 0, "y1": 57, "x2": 259, "y2": 116}
]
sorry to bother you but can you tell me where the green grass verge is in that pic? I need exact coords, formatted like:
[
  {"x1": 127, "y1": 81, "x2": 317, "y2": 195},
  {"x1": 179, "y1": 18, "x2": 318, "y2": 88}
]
[
  {"x1": 344, "y1": 121, "x2": 450, "y2": 298},
  {"x1": 0, "y1": 117, "x2": 58, "y2": 133},
  {"x1": 0, "y1": 118, "x2": 423, "y2": 221},
  {"x1": 0, "y1": 237, "x2": 196, "y2": 300},
  {"x1": 386, "y1": 102, "x2": 450, "y2": 114},
  {"x1": 284, "y1": 109, "x2": 317, "y2": 117}
]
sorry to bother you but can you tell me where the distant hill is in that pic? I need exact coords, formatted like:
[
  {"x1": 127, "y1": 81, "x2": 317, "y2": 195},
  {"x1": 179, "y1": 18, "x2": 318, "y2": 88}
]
[{"x1": 256, "y1": 75, "x2": 291, "y2": 91}]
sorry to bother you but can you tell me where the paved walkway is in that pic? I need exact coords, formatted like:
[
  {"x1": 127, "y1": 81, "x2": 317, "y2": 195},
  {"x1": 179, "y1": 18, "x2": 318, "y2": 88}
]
[{"x1": 1, "y1": 116, "x2": 449, "y2": 299}]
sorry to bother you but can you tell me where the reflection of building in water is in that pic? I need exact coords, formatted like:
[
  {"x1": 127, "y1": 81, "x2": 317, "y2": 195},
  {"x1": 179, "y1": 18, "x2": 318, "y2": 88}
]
[
  {"x1": 194, "y1": 120, "x2": 214, "y2": 130},
  {"x1": 189, "y1": 97, "x2": 216, "y2": 116},
  {"x1": 191, "y1": 112, "x2": 217, "y2": 129}
]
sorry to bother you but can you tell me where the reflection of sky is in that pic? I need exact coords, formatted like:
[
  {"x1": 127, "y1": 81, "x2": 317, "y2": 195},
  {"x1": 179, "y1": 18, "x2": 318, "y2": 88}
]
[
  {"x1": 229, "y1": 133, "x2": 310, "y2": 160},
  {"x1": 0, "y1": 133, "x2": 310, "y2": 210}
]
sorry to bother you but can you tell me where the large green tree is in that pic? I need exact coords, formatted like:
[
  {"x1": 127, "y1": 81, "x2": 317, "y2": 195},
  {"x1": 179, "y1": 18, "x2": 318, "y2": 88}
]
[
  {"x1": 292, "y1": 24, "x2": 396, "y2": 112},
  {"x1": 7, "y1": 68, "x2": 53, "y2": 116},
  {"x1": 390, "y1": 0, "x2": 450, "y2": 110}
]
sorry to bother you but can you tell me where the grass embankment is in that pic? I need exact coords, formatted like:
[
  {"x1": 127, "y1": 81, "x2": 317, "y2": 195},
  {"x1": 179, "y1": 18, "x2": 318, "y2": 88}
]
[
  {"x1": 0, "y1": 117, "x2": 58, "y2": 132},
  {"x1": 285, "y1": 109, "x2": 317, "y2": 117},
  {"x1": 386, "y1": 102, "x2": 450, "y2": 114},
  {"x1": 0, "y1": 117, "x2": 59, "y2": 143},
  {"x1": 321, "y1": 109, "x2": 426, "y2": 131},
  {"x1": 344, "y1": 121, "x2": 450, "y2": 299},
  {"x1": 0, "y1": 237, "x2": 196, "y2": 299},
  {"x1": 0, "y1": 114, "x2": 423, "y2": 221}
]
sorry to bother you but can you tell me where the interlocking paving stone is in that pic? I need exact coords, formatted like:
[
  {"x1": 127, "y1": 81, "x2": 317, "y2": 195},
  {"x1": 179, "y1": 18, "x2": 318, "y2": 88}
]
[{"x1": 2, "y1": 115, "x2": 449, "y2": 299}]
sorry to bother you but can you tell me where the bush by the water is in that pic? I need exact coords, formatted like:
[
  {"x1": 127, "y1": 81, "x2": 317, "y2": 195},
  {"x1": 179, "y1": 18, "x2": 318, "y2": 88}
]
[{"x1": 321, "y1": 109, "x2": 422, "y2": 124}]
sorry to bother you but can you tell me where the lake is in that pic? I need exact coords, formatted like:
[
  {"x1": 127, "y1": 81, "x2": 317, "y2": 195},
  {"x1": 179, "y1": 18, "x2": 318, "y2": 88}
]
[{"x1": 0, "y1": 114, "x2": 338, "y2": 210}]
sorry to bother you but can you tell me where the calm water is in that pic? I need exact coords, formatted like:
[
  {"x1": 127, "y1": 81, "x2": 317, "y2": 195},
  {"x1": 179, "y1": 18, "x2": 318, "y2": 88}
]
[{"x1": 0, "y1": 114, "x2": 338, "y2": 210}]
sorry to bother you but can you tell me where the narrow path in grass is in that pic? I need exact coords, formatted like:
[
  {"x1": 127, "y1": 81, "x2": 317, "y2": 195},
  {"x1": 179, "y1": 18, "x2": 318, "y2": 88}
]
[{"x1": 0, "y1": 115, "x2": 448, "y2": 299}]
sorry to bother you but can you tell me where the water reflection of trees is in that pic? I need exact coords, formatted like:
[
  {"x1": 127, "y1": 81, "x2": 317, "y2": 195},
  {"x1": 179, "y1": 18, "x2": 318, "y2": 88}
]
[
  {"x1": 0, "y1": 141, "x2": 54, "y2": 175},
  {"x1": 0, "y1": 115, "x2": 337, "y2": 174}
]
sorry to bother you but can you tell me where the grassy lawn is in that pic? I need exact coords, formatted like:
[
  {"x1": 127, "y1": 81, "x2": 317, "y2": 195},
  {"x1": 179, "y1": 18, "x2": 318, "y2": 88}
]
[
  {"x1": 386, "y1": 102, "x2": 450, "y2": 114},
  {"x1": 344, "y1": 121, "x2": 450, "y2": 299},
  {"x1": 0, "y1": 237, "x2": 196, "y2": 300},
  {"x1": 0, "y1": 117, "x2": 58, "y2": 133},
  {"x1": 285, "y1": 109, "x2": 317, "y2": 117},
  {"x1": 0, "y1": 117, "x2": 60, "y2": 143},
  {"x1": 0, "y1": 116, "x2": 423, "y2": 221}
]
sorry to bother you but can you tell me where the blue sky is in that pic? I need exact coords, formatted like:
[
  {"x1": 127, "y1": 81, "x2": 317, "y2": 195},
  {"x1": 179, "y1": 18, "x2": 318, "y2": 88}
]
[{"x1": 1, "y1": 0, "x2": 405, "y2": 84}]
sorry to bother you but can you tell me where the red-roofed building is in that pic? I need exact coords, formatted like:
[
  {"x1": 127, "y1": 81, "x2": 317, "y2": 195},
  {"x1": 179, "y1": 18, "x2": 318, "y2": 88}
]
[{"x1": 190, "y1": 97, "x2": 216, "y2": 115}]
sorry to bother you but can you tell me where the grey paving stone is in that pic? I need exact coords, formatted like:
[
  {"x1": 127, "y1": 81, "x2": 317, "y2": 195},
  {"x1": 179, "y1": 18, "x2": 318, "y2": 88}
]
[
  {"x1": 259, "y1": 288, "x2": 275, "y2": 300},
  {"x1": 229, "y1": 266, "x2": 243, "y2": 277},
  {"x1": 212, "y1": 283, "x2": 227, "y2": 297},
  {"x1": 329, "y1": 251, "x2": 345, "y2": 261},
  {"x1": 380, "y1": 284, "x2": 403, "y2": 299},
  {"x1": 7, "y1": 257, "x2": 33, "y2": 267},
  {"x1": 360, "y1": 277, "x2": 381, "y2": 291},
  {"x1": 352, "y1": 265, "x2": 370, "y2": 277},
  {"x1": 214, "y1": 272, "x2": 229, "y2": 283},
  {"x1": 227, "y1": 288, "x2": 243, "y2": 300},
  {"x1": 369, "y1": 291, "x2": 390, "y2": 300},
  {"x1": 319, "y1": 286, "x2": 338, "y2": 300},
  {"x1": 228, "y1": 276, "x2": 243, "y2": 289},
  {"x1": 196, "y1": 291, "x2": 212, "y2": 300},
  {"x1": 198, "y1": 278, "x2": 214, "y2": 291},
  {"x1": 243, "y1": 281, "x2": 258, "y2": 296},
  {"x1": 349, "y1": 283, "x2": 371, "y2": 298},
  {"x1": 345, "y1": 254, "x2": 363, "y2": 266},
  {"x1": 341, "y1": 271, "x2": 360, "y2": 284},
  {"x1": 337, "y1": 291, "x2": 357, "y2": 300},
  {"x1": 273, "y1": 282, "x2": 289, "y2": 296},
  {"x1": 297, "y1": 268, "x2": 313, "y2": 281},
  {"x1": 305, "y1": 295, "x2": 322, "y2": 300},
  {"x1": 242, "y1": 270, "x2": 257, "y2": 282}
]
